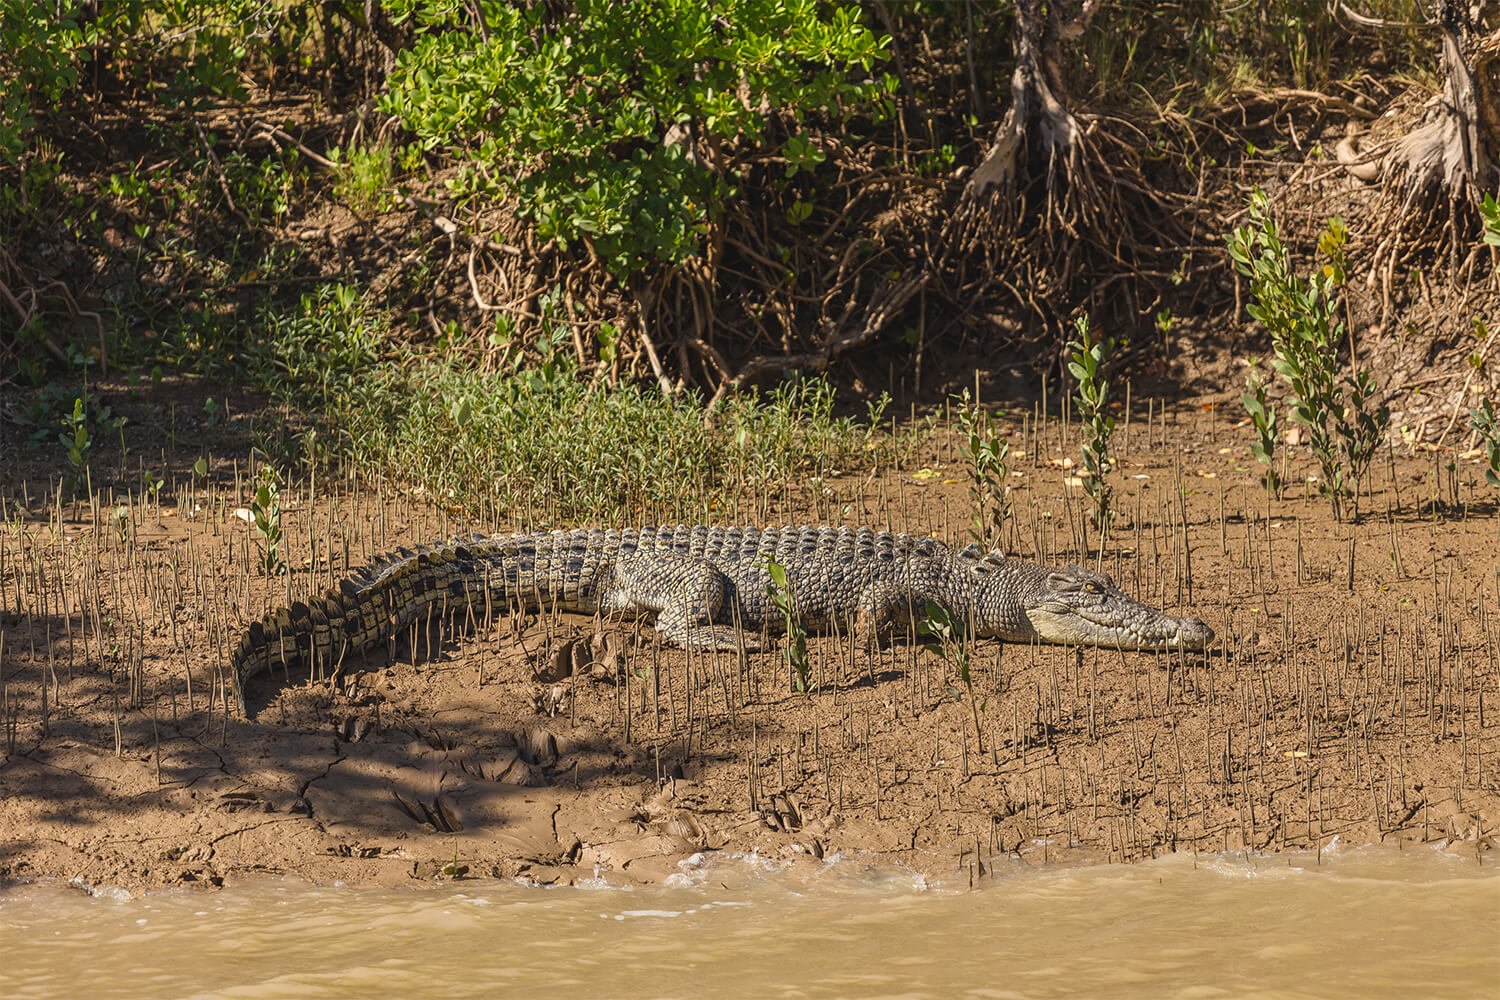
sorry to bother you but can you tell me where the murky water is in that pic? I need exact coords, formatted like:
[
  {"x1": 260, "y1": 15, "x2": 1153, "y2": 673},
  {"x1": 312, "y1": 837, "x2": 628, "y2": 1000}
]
[{"x1": 2, "y1": 847, "x2": 1496, "y2": 999}]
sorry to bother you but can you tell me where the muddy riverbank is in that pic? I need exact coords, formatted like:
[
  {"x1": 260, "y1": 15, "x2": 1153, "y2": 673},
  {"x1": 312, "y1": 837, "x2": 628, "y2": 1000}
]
[{"x1": 2, "y1": 384, "x2": 1498, "y2": 892}]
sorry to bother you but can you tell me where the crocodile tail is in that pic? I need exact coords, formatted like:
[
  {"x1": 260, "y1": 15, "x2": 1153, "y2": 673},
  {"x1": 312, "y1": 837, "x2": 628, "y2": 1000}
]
[{"x1": 230, "y1": 535, "x2": 502, "y2": 715}]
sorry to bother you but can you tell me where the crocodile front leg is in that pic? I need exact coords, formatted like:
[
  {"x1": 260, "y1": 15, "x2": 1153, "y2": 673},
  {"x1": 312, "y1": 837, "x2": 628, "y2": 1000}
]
[{"x1": 607, "y1": 550, "x2": 759, "y2": 651}]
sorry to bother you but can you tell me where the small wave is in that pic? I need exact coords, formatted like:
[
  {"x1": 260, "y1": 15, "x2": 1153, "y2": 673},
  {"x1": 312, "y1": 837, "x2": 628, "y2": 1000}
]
[{"x1": 66, "y1": 877, "x2": 133, "y2": 902}]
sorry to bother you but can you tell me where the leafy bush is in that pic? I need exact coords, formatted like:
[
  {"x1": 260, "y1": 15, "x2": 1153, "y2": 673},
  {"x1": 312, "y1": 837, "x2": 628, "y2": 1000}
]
[
  {"x1": 1, "y1": 1, "x2": 311, "y2": 166},
  {"x1": 380, "y1": 0, "x2": 891, "y2": 278},
  {"x1": 332, "y1": 144, "x2": 396, "y2": 215},
  {"x1": 1226, "y1": 191, "x2": 1389, "y2": 520},
  {"x1": 0, "y1": 1, "x2": 82, "y2": 163}
]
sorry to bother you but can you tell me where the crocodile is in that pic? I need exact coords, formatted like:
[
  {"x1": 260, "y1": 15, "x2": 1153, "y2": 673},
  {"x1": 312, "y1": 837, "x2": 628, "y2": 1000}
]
[{"x1": 231, "y1": 525, "x2": 1213, "y2": 713}]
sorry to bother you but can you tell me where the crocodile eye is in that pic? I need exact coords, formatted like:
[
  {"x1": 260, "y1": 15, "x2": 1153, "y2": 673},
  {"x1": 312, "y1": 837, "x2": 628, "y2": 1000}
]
[{"x1": 1084, "y1": 581, "x2": 1104, "y2": 594}]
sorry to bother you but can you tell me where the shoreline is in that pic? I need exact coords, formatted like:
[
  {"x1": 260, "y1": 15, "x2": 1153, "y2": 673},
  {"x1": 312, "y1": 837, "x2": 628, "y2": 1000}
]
[{"x1": 3, "y1": 834, "x2": 1491, "y2": 901}]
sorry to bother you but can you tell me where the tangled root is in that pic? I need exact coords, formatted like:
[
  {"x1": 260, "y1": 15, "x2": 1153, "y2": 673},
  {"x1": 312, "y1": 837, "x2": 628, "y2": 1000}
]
[
  {"x1": 0, "y1": 246, "x2": 107, "y2": 380},
  {"x1": 940, "y1": 101, "x2": 1193, "y2": 352},
  {"x1": 930, "y1": 0, "x2": 1196, "y2": 357},
  {"x1": 1364, "y1": 8, "x2": 1500, "y2": 324}
]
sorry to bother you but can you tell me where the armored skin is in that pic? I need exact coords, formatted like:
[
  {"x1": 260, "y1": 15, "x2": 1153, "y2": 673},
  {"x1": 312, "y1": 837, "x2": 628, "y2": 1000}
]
[{"x1": 232, "y1": 525, "x2": 1213, "y2": 713}]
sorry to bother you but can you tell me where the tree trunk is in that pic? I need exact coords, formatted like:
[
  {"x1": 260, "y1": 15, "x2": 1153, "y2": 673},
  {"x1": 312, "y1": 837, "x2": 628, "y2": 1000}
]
[
  {"x1": 964, "y1": 0, "x2": 1095, "y2": 201},
  {"x1": 941, "y1": 0, "x2": 1188, "y2": 350}
]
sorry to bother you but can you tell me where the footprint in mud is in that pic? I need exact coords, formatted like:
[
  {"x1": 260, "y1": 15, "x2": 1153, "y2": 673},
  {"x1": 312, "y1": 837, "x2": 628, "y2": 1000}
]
[
  {"x1": 761, "y1": 793, "x2": 803, "y2": 832},
  {"x1": 390, "y1": 788, "x2": 464, "y2": 833},
  {"x1": 532, "y1": 630, "x2": 628, "y2": 714},
  {"x1": 455, "y1": 732, "x2": 552, "y2": 787},
  {"x1": 533, "y1": 630, "x2": 628, "y2": 683}
]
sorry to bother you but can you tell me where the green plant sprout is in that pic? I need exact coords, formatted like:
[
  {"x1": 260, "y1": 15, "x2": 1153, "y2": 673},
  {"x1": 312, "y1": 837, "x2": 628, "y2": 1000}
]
[
  {"x1": 251, "y1": 465, "x2": 285, "y2": 575},
  {"x1": 921, "y1": 602, "x2": 984, "y2": 753},
  {"x1": 60, "y1": 395, "x2": 91, "y2": 496},
  {"x1": 765, "y1": 556, "x2": 811, "y2": 693},
  {"x1": 1470, "y1": 398, "x2": 1500, "y2": 489},
  {"x1": 955, "y1": 388, "x2": 1011, "y2": 549},
  {"x1": 1067, "y1": 314, "x2": 1118, "y2": 533},
  {"x1": 1242, "y1": 362, "x2": 1281, "y2": 498}
]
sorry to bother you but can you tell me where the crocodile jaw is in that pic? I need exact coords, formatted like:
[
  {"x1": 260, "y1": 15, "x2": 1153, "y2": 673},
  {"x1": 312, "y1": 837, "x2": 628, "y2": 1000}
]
[{"x1": 1024, "y1": 603, "x2": 1214, "y2": 651}]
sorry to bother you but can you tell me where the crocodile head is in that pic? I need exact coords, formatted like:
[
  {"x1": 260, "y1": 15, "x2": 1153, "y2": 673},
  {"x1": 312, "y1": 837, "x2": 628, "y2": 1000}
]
[{"x1": 966, "y1": 553, "x2": 1213, "y2": 651}]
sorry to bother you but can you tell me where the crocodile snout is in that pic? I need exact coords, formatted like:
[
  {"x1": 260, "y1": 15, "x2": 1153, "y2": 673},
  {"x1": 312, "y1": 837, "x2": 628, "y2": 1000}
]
[{"x1": 1174, "y1": 617, "x2": 1214, "y2": 650}]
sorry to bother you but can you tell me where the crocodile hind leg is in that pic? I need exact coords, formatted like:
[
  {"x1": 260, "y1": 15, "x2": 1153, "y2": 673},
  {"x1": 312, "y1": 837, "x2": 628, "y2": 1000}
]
[
  {"x1": 609, "y1": 551, "x2": 761, "y2": 651},
  {"x1": 854, "y1": 583, "x2": 924, "y2": 649}
]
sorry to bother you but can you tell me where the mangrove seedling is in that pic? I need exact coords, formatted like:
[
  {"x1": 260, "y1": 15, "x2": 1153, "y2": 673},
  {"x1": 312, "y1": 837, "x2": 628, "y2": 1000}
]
[
  {"x1": 1471, "y1": 398, "x2": 1500, "y2": 489},
  {"x1": 920, "y1": 602, "x2": 984, "y2": 753},
  {"x1": 251, "y1": 465, "x2": 285, "y2": 575},
  {"x1": 1242, "y1": 363, "x2": 1282, "y2": 498},
  {"x1": 59, "y1": 395, "x2": 91, "y2": 496},
  {"x1": 765, "y1": 556, "x2": 811, "y2": 693},
  {"x1": 1067, "y1": 314, "x2": 1117, "y2": 533},
  {"x1": 955, "y1": 388, "x2": 1012, "y2": 549},
  {"x1": 1226, "y1": 192, "x2": 1389, "y2": 520}
]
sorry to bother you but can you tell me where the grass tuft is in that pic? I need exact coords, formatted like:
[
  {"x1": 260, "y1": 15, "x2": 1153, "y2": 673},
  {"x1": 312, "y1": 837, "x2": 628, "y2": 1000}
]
[{"x1": 227, "y1": 284, "x2": 897, "y2": 524}]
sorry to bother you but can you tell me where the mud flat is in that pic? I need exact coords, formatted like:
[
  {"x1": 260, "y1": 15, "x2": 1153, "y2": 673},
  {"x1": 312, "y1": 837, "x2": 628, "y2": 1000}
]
[{"x1": 2, "y1": 391, "x2": 1497, "y2": 891}]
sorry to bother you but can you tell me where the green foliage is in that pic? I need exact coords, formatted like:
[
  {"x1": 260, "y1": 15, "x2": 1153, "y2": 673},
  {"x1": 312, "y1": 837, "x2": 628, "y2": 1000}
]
[
  {"x1": 1241, "y1": 363, "x2": 1282, "y2": 498},
  {"x1": 921, "y1": 601, "x2": 984, "y2": 750},
  {"x1": 332, "y1": 144, "x2": 395, "y2": 215},
  {"x1": 722, "y1": 377, "x2": 891, "y2": 496},
  {"x1": 920, "y1": 602, "x2": 968, "y2": 682},
  {"x1": 954, "y1": 388, "x2": 1010, "y2": 549},
  {"x1": 1481, "y1": 193, "x2": 1500, "y2": 251},
  {"x1": 112, "y1": 504, "x2": 131, "y2": 545},
  {"x1": 250, "y1": 465, "x2": 285, "y2": 576},
  {"x1": 1, "y1": 1, "x2": 312, "y2": 165},
  {"x1": 1472, "y1": 399, "x2": 1500, "y2": 490},
  {"x1": 225, "y1": 284, "x2": 894, "y2": 524},
  {"x1": 59, "y1": 396, "x2": 91, "y2": 494},
  {"x1": 37, "y1": 388, "x2": 125, "y2": 495},
  {"x1": 0, "y1": 1, "x2": 82, "y2": 163},
  {"x1": 141, "y1": 469, "x2": 163, "y2": 503},
  {"x1": 764, "y1": 557, "x2": 811, "y2": 693},
  {"x1": 222, "y1": 149, "x2": 297, "y2": 226},
  {"x1": 380, "y1": 0, "x2": 890, "y2": 278},
  {"x1": 246, "y1": 284, "x2": 385, "y2": 406},
  {"x1": 1074, "y1": 0, "x2": 1430, "y2": 113},
  {"x1": 1067, "y1": 315, "x2": 1117, "y2": 532},
  {"x1": 1226, "y1": 191, "x2": 1390, "y2": 520}
]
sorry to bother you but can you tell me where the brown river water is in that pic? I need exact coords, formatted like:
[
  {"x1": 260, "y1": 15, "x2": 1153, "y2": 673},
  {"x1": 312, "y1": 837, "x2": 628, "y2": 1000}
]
[{"x1": 2, "y1": 847, "x2": 1496, "y2": 999}]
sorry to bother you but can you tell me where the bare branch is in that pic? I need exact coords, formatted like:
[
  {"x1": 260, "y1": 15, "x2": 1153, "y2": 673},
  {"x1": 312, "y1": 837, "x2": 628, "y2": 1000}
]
[{"x1": 1332, "y1": 1, "x2": 1430, "y2": 30}]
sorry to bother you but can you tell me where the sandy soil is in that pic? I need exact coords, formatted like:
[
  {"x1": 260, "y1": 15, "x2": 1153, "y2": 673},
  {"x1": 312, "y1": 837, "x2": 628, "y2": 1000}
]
[{"x1": 2, "y1": 378, "x2": 1497, "y2": 891}]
